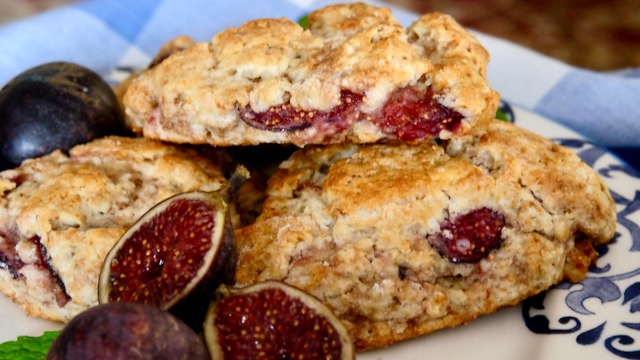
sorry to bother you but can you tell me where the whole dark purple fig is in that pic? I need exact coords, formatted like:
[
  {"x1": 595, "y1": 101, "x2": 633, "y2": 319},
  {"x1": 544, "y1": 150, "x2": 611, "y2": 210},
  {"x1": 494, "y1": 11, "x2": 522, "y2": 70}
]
[
  {"x1": 0, "y1": 62, "x2": 126, "y2": 170},
  {"x1": 46, "y1": 302, "x2": 208, "y2": 360},
  {"x1": 204, "y1": 281, "x2": 355, "y2": 359},
  {"x1": 98, "y1": 167, "x2": 249, "y2": 329}
]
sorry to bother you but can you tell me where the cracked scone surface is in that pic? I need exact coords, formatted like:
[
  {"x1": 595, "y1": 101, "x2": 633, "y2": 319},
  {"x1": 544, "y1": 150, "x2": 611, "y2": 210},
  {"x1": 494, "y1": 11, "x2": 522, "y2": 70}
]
[
  {"x1": 123, "y1": 3, "x2": 499, "y2": 146},
  {"x1": 0, "y1": 136, "x2": 230, "y2": 322},
  {"x1": 234, "y1": 120, "x2": 617, "y2": 350}
]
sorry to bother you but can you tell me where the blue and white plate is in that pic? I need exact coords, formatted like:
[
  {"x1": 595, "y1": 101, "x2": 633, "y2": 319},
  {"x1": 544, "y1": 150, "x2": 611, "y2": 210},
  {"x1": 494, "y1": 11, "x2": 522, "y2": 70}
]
[{"x1": 1, "y1": 104, "x2": 638, "y2": 360}]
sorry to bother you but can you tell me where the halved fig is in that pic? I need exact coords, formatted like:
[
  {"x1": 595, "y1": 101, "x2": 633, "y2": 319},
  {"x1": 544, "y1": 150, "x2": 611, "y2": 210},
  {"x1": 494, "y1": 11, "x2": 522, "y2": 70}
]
[
  {"x1": 98, "y1": 166, "x2": 249, "y2": 329},
  {"x1": 47, "y1": 302, "x2": 208, "y2": 360},
  {"x1": 204, "y1": 281, "x2": 355, "y2": 359}
]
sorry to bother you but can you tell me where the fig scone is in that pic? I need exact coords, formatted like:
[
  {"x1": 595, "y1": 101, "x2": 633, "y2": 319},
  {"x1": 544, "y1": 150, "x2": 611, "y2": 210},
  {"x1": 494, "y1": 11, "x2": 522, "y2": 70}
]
[
  {"x1": 0, "y1": 136, "x2": 238, "y2": 322},
  {"x1": 233, "y1": 119, "x2": 617, "y2": 350},
  {"x1": 123, "y1": 2, "x2": 499, "y2": 147}
]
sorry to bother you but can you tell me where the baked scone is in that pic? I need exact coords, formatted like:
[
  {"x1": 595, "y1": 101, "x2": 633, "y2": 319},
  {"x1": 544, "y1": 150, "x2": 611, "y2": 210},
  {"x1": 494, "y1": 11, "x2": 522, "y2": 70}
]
[
  {"x1": 234, "y1": 119, "x2": 617, "y2": 350},
  {"x1": 0, "y1": 136, "x2": 233, "y2": 322},
  {"x1": 123, "y1": 3, "x2": 499, "y2": 147}
]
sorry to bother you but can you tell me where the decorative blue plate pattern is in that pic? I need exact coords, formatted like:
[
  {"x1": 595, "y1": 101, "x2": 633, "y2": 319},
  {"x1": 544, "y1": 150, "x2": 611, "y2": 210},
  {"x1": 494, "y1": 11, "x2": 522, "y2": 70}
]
[
  {"x1": 506, "y1": 101, "x2": 640, "y2": 360},
  {"x1": 522, "y1": 137, "x2": 640, "y2": 359}
]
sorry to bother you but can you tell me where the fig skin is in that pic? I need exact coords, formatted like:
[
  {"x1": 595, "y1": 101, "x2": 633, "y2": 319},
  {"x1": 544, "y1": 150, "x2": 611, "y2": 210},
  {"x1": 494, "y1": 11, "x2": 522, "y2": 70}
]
[
  {"x1": 0, "y1": 62, "x2": 126, "y2": 170},
  {"x1": 46, "y1": 302, "x2": 208, "y2": 360},
  {"x1": 98, "y1": 167, "x2": 249, "y2": 330},
  {"x1": 204, "y1": 281, "x2": 355, "y2": 359}
]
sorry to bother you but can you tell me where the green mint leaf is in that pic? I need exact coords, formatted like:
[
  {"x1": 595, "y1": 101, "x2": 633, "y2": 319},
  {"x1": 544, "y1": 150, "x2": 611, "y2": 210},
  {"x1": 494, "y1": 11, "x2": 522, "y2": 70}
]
[
  {"x1": 0, "y1": 331, "x2": 60, "y2": 360},
  {"x1": 298, "y1": 14, "x2": 309, "y2": 28},
  {"x1": 495, "y1": 108, "x2": 509, "y2": 122}
]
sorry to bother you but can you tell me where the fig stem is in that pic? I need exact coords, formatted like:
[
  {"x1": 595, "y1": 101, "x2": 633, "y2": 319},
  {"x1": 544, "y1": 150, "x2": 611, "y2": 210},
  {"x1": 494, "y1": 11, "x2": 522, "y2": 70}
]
[{"x1": 222, "y1": 165, "x2": 250, "y2": 203}]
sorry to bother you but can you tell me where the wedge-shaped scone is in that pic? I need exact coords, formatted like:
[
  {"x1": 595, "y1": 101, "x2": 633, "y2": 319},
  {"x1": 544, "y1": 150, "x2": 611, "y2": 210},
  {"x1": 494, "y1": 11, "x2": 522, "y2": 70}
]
[
  {"x1": 123, "y1": 3, "x2": 499, "y2": 146},
  {"x1": 0, "y1": 136, "x2": 233, "y2": 322},
  {"x1": 234, "y1": 120, "x2": 617, "y2": 350}
]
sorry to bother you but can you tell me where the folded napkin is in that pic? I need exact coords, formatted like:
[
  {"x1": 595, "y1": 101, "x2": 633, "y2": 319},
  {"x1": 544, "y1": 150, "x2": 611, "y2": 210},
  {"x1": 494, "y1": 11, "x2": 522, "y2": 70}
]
[{"x1": 0, "y1": 0, "x2": 637, "y2": 169}]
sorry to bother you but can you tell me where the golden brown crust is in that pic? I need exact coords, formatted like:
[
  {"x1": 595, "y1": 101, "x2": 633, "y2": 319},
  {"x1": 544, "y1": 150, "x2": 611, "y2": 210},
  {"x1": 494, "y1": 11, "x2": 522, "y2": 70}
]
[
  {"x1": 234, "y1": 120, "x2": 616, "y2": 350},
  {"x1": 123, "y1": 3, "x2": 499, "y2": 146},
  {"x1": 113, "y1": 35, "x2": 197, "y2": 107},
  {"x1": 0, "y1": 136, "x2": 230, "y2": 322}
]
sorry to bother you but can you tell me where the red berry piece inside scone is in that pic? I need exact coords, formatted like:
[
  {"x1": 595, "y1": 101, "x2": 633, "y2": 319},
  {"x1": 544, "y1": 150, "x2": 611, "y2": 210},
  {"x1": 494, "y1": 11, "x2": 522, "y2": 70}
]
[
  {"x1": 428, "y1": 208, "x2": 506, "y2": 263},
  {"x1": 240, "y1": 87, "x2": 464, "y2": 142},
  {"x1": 377, "y1": 87, "x2": 464, "y2": 141},
  {"x1": 240, "y1": 90, "x2": 363, "y2": 133}
]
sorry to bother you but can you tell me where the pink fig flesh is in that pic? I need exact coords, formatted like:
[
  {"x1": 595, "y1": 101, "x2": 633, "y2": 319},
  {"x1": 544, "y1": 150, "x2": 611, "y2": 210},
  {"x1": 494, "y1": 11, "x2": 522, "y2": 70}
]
[
  {"x1": 104, "y1": 197, "x2": 217, "y2": 304},
  {"x1": 98, "y1": 191, "x2": 236, "y2": 328},
  {"x1": 428, "y1": 207, "x2": 506, "y2": 263},
  {"x1": 204, "y1": 281, "x2": 355, "y2": 359}
]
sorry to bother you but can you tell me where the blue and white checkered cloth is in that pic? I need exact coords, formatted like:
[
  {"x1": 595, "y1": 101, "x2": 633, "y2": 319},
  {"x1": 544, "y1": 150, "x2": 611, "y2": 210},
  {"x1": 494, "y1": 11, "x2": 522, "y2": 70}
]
[{"x1": 1, "y1": 0, "x2": 638, "y2": 167}]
